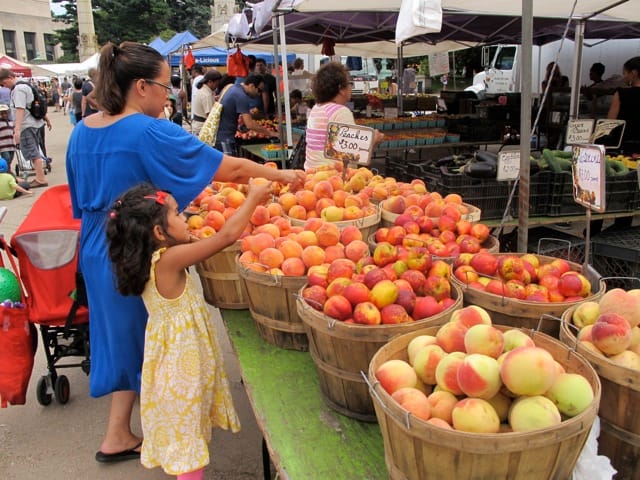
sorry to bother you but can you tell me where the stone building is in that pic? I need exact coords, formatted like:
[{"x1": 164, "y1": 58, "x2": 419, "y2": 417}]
[{"x1": 0, "y1": 0, "x2": 63, "y2": 62}]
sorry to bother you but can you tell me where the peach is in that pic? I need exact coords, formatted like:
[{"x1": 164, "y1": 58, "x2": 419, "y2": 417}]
[
  {"x1": 486, "y1": 391, "x2": 512, "y2": 422},
  {"x1": 339, "y1": 225, "x2": 362, "y2": 245},
  {"x1": 323, "y1": 294, "x2": 352, "y2": 320},
  {"x1": 352, "y1": 301, "x2": 382, "y2": 325},
  {"x1": 502, "y1": 329, "x2": 535, "y2": 352},
  {"x1": 434, "y1": 351, "x2": 466, "y2": 395},
  {"x1": 314, "y1": 197, "x2": 336, "y2": 217},
  {"x1": 205, "y1": 210, "x2": 226, "y2": 231},
  {"x1": 326, "y1": 258, "x2": 356, "y2": 284},
  {"x1": 496, "y1": 255, "x2": 526, "y2": 282},
  {"x1": 224, "y1": 190, "x2": 246, "y2": 208},
  {"x1": 396, "y1": 289, "x2": 416, "y2": 316},
  {"x1": 363, "y1": 267, "x2": 388, "y2": 290},
  {"x1": 453, "y1": 265, "x2": 478, "y2": 285},
  {"x1": 545, "y1": 373, "x2": 594, "y2": 417},
  {"x1": 296, "y1": 230, "x2": 318, "y2": 248},
  {"x1": 383, "y1": 195, "x2": 406, "y2": 215},
  {"x1": 381, "y1": 304, "x2": 411, "y2": 324},
  {"x1": 278, "y1": 240, "x2": 303, "y2": 259},
  {"x1": 413, "y1": 344, "x2": 446, "y2": 385},
  {"x1": 258, "y1": 247, "x2": 284, "y2": 269},
  {"x1": 271, "y1": 216, "x2": 291, "y2": 236},
  {"x1": 301, "y1": 285, "x2": 327, "y2": 310},
  {"x1": 313, "y1": 180, "x2": 334, "y2": 199},
  {"x1": 557, "y1": 271, "x2": 591, "y2": 298},
  {"x1": 469, "y1": 252, "x2": 498, "y2": 276},
  {"x1": 301, "y1": 245, "x2": 326, "y2": 268},
  {"x1": 307, "y1": 264, "x2": 329, "y2": 288},
  {"x1": 412, "y1": 296, "x2": 444, "y2": 321},
  {"x1": 407, "y1": 335, "x2": 438, "y2": 365},
  {"x1": 324, "y1": 244, "x2": 345, "y2": 263},
  {"x1": 325, "y1": 277, "x2": 352, "y2": 298},
  {"x1": 423, "y1": 275, "x2": 451, "y2": 302},
  {"x1": 427, "y1": 390, "x2": 458, "y2": 424},
  {"x1": 342, "y1": 282, "x2": 371, "y2": 306},
  {"x1": 591, "y1": 313, "x2": 632, "y2": 355},
  {"x1": 249, "y1": 205, "x2": 270, "y2": 226},
  {"x1": 320, "y1": 205, "x2": 344, "y2": 222},
  {"x1": 406, "y1": 247, "x2": 432, "y2": 273},
  {"x1": 509, "y1": 396, "x2": 561, "y2": 432},
  {"x1": 464, "y1": 324, "x2": 504, "y2": 358},
  {"x1": 198, "y1": 225, "x2": 215, "y2": 238},
  {"x1": 400, "y1": 269, "x2": 427, "y2": 295},
  {"x1": 187, "y1": 214, "x2": 205, "y2": 230},
  {"x1": 598, "y1": 288, "x2": 640, "y2": 328},
  {"x1": 470, "y1": 223, "x2": 490, "y2": 242},
  {"x1": 370, "y1": 279, "x2": 399, "y2": 309},
  {"x1": 295, "y1": 190, "x2": 317, "y2": 211},
  {"x1": 281, "y1": 257, "x2": 306, "y2": 277},
  {"x1": 344, "y1": 194, "x2": 364, "y2": 208},
  {"x1": 288, "y1": 204, "x2": 307, "y2": 220},
  {"x1": 451, "y1": 398, "x2": 500, "y2": 433},
  {"x1": 450, "y1": 305, "x2": 492, "y2": 329},
  {"x1": 373, "y1": 242, "x2": 398, "y2": 267},
  {"x1": 332, "y1": 188, "x2": 348, "y2": 207},
  {"x1": 375, "y1": 359, "x2": 418, "y2": 394},
  {"x1": 266, "y1": 201, "x2": 283, "y2": 218},
  {"x1": 343, "y1": 206, "x2": 365, "y2": 220},
  {"x1": 457, "y1": 353, "x2": 502, "y2": 399},
  {"x1": 609, "y1": 350, "x2": 640, "y2": 370},
  {"x1": 249, "y1": 232, "x2": 276, "y2": 255},
  {"x1": 577, "y1": 324, "x2": 594, "y2": 342},
  {"x1": 573, "y1": 301, "x2": 600, "y2": 328},
  {"x1": 391, "y1": 387, "x2": 431, "y2": 421},
  {"x1": 500, "y1": 346, "x2": 558, "y2": 396},
  {"x1": 278, "y1": 192, "x2": 297, "y2": 213},
  {"x1": 316, "y1": 222, "x2": 341, "y2": 248},
  {"x1": 344, "y1": 240, "x2": 369, "y2": 263}
]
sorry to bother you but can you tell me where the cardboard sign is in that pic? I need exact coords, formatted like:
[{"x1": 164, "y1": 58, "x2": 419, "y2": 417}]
[
  {"x1": 571, "y1": 144, "x2": 606, "y2": 213},
  {"x1": 497, "y1": 149, "x2": 520, "y2": 181},
  {"x1": 566, "y1": 119, "x2": 594, "y2": 145},
  {"x1": 428, "y1": 52, "x2": 450, "y2": 77},
  {"x1": 324, "y1": 122, "x2": 375, "y2": 166},
  {"x1": 591, "y1": 119, "x2": 626, "y2": 149}
]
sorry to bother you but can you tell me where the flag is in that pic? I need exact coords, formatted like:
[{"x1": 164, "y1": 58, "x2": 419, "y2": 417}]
[{"x1": 184, "y1": 48, "x2": 195, "y2": 70}]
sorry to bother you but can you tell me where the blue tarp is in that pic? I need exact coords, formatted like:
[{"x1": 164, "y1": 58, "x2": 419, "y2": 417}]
[
  {"x1": 148, "y1": 37, "x2": 166, "y2": 52},
  {"x1": 154, "y1": 31, "x2": 295, "y2": 67}
]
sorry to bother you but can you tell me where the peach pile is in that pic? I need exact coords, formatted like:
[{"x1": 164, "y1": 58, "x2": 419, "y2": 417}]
[
  {"x1": 569, "y1": 288, "x2": 640, "y2": 370},
  {"x1": 452, "y1": 252, "x2": 593, "y2": 303},
  {"x1": 381, "y1": 191, "x2": 471, "y2": 219},
  {"x1": 300, "y1": 239, "x2": 455, "y2": 324},
  {"x1": 372, "y1": 208, "x2": 491, "y2": 258},
  {"x1": 375, "y1": 306, "x2": 595, "y2": 432}
]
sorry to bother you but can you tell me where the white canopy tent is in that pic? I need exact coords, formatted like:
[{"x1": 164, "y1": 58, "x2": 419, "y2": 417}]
[{"x1": 42, "y1": 53, "x2": 100, "y2": 79}]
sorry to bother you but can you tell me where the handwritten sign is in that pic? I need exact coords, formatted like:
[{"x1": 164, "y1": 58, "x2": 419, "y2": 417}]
[
  {"x1": 566, "y1": 119, "x2": 594, "y2": 145},
  {"x1": 428, "y1": 52, "x2": 450, "y2": 77},
  {"x1": 497, "y1": 149, "x2": 520, "y2": 181},
  {"x1": 572, "y1": 144, "x2": 606, "y2": 213},
  {"x1": 591, "y1": 119, "x2": 626, "y2": 149},
  {"x1": 324, "y1": 122, "x2": 375, "y2": 166},
  {"x1": 383, "y1": 107, "x2": 399, "y2": 119}
]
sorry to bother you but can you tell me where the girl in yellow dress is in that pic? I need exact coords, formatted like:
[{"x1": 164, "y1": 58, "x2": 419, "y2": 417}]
[{"x1": 106, "y1": 180, "x2": 272, "y2": 479}]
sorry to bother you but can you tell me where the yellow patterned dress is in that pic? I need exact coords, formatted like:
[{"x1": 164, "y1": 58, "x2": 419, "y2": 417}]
[{"x1": 140, "y1": 248, "x2": 240, "y2": 475}]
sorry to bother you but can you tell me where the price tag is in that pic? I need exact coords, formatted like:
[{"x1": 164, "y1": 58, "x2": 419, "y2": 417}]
[
  {"x1": 566, "y1": 119, "x2": 594, "y2": 145},
  {"x1": 324, "y1": 122, "x2": 375, "y2": 166},
  {"x1": 497, "y1": 149, "x2": 520, "y2": 181},
  {"x1": 383, "y1": 107, "x2": 398, "y2": 118},
  {"x1": 572, "y1": 144, "x2": 606, "y2": 213}
]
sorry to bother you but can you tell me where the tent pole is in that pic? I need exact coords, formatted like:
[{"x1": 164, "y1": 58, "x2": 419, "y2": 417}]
[
  {"x1": 569, "y1": 20, "x2": 585, "y2": 119},
  {"x1": 397, "y1": 44, "x2": 403, "y2": 114},
  {"x1": 277, "y1": 14, "x2": 294, "y2": 165},
  {"x1": 517, "y1": 0, "x2": 533, "y2": 253}
]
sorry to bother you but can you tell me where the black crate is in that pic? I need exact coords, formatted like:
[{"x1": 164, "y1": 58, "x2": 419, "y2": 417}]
[
  {"x1": 526, "y1": 227, "x2": 587, "y2": 264},
  {"x1": 546, "y1": 171, "x2": 584, "y2": 217},
  {"x1": 605, "y1": 171, "x2": 639, "y2": 213},
  {"x1": 591, "y1": 227, "x2": 640, "y2": 289}
]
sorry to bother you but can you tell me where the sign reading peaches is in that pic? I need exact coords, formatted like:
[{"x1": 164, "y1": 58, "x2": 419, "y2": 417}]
[
  {"x1": 324, "y1": 122, "x2": 374, "y2": 166},
  {"x1": 571, "y1": 144, "x2": 606, "y2": 213}
]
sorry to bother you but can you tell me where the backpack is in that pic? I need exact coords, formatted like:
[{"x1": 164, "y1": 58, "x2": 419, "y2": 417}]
[
  {"x1": 288, "y1": 132, "x2": 306, "y2": 170},
  {"x1": 16, "y1": 82, "x2": 48, "y2": 120}
]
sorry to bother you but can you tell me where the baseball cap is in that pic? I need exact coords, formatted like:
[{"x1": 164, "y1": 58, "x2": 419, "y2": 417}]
[
  {"x1": 0, "y1": 159, "x2": 8, "y2": 173},
  {"x1": 0, "y1": 104, "x2": 9, "y2": 112}
]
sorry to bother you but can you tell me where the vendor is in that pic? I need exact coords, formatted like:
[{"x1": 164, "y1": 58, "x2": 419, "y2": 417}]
[
  {"x1": 304, "y1": 62, "x2": 384, "y2": 171},
  {"x1": 608, "y1": 56, "x2": 640, "y2": 156}
]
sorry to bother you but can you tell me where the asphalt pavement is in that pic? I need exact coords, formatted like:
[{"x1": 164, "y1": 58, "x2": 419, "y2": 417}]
[{"x1": 0, "y1": 110, "x2": 266, "y2": 480}]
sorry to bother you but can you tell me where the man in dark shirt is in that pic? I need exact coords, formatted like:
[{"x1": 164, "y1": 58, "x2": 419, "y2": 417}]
[
  {"x1": 82, "y1": 68, "x2": 99, "y2": 117},
  {"x1": 255, "y1": 58, "x2": 277, "y2": 117}
]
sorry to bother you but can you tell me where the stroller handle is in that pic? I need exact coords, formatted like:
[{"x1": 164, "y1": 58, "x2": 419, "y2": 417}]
[{"x1": 0, "y1": 206, "x2": 7, "y2": 225}]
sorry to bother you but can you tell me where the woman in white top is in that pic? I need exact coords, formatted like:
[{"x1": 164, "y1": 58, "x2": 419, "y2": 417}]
[
  {"x1": 305, "y1": 62, "x2": 383, "y2": 171},
  {"x1": 191, "y1": 70, "x2": 221, "y2": 136}
]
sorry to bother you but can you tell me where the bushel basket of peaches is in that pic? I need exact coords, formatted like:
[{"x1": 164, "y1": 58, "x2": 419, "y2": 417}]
[
  {"x1": 450, "y1": 251, "x2": 605, "y2": 338},
  {"x1": 295, "y1": 232, "x2": 463, "y2": 422},
  {"x1": 380, "y1": 191, "x2": 481, "y2": 227},
  {"x1": 367, "y1": 306, "x2": 601, "y2": 480},
  {"x1": 560, "y1": 286, "x2": 640, "y2": 480}
]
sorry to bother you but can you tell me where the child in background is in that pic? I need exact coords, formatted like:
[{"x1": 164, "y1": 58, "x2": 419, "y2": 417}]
[
  {"x1": 106, "y1": 180, "x2": 272, "y2": 479},
  {"x1": 0, "y1": 104, "x2": 16, "y2": 170},
  {"x1": 0, "y1": 159, "x2": 32, "y2": 199}
]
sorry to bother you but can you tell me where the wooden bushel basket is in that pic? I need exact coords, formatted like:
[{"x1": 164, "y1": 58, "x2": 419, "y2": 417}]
[
  {"x1": 380, "y1": 202, "x2": 481, "y2": 228},
  {"x1": 451, "y1": 254, "x2": 605, "y2": 338},
  {"x1": 195, "y1": 241, "x2": 248, "y2": 309},
  {"x1": 236, "y1": 256, "x2": 308, "y2": 351},
  {"x1": 368, "y1": 325, "x2": 601, "y2": 480},
  {"x1": 296, "y1": 283, "x2": 462, "y2": 422},
  {"x1": 561, "y1": 306, "x2": 640, "y2": 480}
]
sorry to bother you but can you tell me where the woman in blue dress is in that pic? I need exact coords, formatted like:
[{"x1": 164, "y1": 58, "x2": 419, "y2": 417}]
[{"x1": 66, "y1": 41, "x2": 304, "y2": 463}]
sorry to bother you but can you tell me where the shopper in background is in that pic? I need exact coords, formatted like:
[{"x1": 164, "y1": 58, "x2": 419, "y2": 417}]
[
  {"x1": 254, "y1": 58, "x2": 276, "y2": 117},
  {"x1": 305, "y1": 62, "x2": 383, "y2": 171},
  {"x1": 191, "y1": 70, "x2": 222, "y2": 137},
  {"x1": 170, "y1": 75, "x2": 187, "y2": 126},
  {"x1": 0, "y1": 158, "x2": 31, "y2": 199},
  {"x1": 65, "y1": 40, "x2": 304, "y2": 465},
  {"x1": 82, "y1": 68, "x2": 99, "y2": 117},
  {"x1": 0, "y1": 104, "x2": 16, "y2": 169}
]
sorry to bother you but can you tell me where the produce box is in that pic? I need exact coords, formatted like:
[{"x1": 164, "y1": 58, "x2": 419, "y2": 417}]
[{"x1": 591, "y1": 226, "x2": 640, "y2": 289}]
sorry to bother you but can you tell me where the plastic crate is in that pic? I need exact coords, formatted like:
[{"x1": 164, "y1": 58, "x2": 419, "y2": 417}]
[
  {"x1": 527, "y1": 227, "x2": 587, "y2": 264},
  {"x1": 605, "y1": 171, "x2": 639, "y2": 212},
  {"x1": 591, "y1": 227, "x2": 640, "y2": 290}
]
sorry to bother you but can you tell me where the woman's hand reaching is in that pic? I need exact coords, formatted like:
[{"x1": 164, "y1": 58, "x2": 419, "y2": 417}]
[{"x1": 277, "y1": 169, "x2": 306, "y2": 191}]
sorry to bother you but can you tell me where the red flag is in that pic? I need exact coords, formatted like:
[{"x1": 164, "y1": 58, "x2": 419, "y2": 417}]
[{"x1": 184, "y1": 48, "x2": 195, "y2": 70}]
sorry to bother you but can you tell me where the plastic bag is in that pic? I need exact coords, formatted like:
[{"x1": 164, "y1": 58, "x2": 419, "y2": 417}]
[
  {"x1": 227, "y1": 48, "x2": 250, "y2": 77},
  {"x1": 572, "y1": 417, "x2": 617, "y2": 480},
  {"x1": 0, "y1": 304, "x2": 34, "y2": 407},
  {"x1": 395, "y1": 0, "x2": 443, "y2": 45}
]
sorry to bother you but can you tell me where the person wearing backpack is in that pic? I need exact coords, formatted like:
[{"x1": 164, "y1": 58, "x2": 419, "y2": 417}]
[{"x1": 0, "y1": 69, "x2": 50, "y2": 187}]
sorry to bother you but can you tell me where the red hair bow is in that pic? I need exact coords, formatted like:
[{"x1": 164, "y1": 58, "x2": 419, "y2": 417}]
[{"x1": 144, "y1": 191, "x2": 169, "y2": 205}]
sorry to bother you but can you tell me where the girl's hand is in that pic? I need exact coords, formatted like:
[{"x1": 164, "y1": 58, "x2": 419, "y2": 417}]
[
  {"x1": 247, "y1": 178, "x2": 274, "y2": 205},
  {"x1": 277, "y1": 169, "x2": 306, "y2": 191}
]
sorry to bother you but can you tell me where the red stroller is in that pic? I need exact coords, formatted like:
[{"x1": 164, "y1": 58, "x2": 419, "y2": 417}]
[{"x1": 10, "y1": 184, "x2": 89, "y2": 405}]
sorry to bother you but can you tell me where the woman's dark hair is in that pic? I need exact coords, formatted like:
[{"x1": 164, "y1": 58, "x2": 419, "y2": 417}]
[
  {"x1": 290, "y1": 89, "x2": 303, "y2": 101},
  {"x1": 73, "y1": 78, "x2": 83, "y2": 89},
  {"x1": 170, "y1": 75, "x2": 181, "y2": 88},
  {"x1": 217, "y1": 74, "x2": 237, "y2": 92},
  {"x1": 312, "y1": 62, "x2": 349, "y2": 103},
  {"x1": 106, "y1": 183, "x2": 170, "y2": 296},
  {"x1": 96, "y1": 41, "x2": 165, "y2": 115},
  {"x1": 243, "y1": 74, "x2": 265, "y2": 88},
  {"x1": 624, "y1": 56, "x2": 640, "y2": 75}
]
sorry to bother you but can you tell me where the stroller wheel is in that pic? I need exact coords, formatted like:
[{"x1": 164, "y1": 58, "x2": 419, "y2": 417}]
[
  {"x1": 81, "y1": 359, "x2": 91, "y2": 375},
  {"x1": 54, "y1": 375, "x2": 70, "y2": 404},
  {"x1": 36, "y1": 376, "x2": 53, "y2": 406}
]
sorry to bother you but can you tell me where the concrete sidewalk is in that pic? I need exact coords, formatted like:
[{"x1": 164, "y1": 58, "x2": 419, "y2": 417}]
[{"x1": 0, "y1": 111, "x2": 266, "y2": 480}]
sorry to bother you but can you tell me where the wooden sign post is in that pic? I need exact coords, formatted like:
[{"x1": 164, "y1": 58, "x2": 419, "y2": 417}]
[{"x1": 324, "y1": 122, "x2": 375, "y2": 174}]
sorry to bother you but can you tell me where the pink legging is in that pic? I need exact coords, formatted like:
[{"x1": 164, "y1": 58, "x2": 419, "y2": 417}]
[{"x1": 177, "y1": 468, "x2": 203, "y2": 480}]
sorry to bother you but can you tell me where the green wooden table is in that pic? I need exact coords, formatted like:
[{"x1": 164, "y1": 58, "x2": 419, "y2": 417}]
[{"x1": 221, "y1": 309, "x2": 387, "y2": 480}]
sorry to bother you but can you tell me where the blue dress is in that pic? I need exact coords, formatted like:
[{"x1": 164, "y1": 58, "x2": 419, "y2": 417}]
[{"x1": 66, "y1": 114, "x2": 223, "y2": 397}]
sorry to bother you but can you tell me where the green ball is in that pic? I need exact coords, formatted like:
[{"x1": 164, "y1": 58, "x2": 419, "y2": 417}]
[{"x1": 0, "y1": 268, "x2": 21, "y2": 303}]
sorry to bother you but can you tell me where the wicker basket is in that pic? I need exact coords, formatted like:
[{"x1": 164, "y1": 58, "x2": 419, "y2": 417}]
[
  {"x1": 296, "y1": 283, "x2": 462, "y2": 421},
  {"x1": 380, "y1": 202, "x2": 481, "y2": 228},
  {"x1": 195, "y1": 241, "x2": 248, "y2": 309},
  {"x1": 560, "y1": 306, "x2": 640, "y2": 479},
  {"x1": 368, "y1": 324, "x2": 601, "y2": 480}
]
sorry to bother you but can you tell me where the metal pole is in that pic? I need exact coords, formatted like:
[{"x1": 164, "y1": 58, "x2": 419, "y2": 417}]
[
  {"x1": 277, "y1": 15, "x2": 294, "y2": 163},
  {"x1": 517, "y1": 0, "x2": 533, "y2": 253},
  {"x1": 569, "y1": 20, "x2": 585, "y2": 120}
]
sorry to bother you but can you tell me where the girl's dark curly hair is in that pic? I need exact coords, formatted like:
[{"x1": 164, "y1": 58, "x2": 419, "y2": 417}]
[
  {"x1": 311, "y1": 62, "x2": 350, "y2": 103},
  {"x1": 106, "y1": 183, "x2": 170, "y2": 296}
]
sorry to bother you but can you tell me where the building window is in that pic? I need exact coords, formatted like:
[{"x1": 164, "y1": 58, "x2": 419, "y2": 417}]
[
  {"x1": 24, "y1": 32, "x2": 36, "y2": 61},
  {"x1": 3, "y1": 30, "x2": 17, "y2": 58},
  {"x1": 44, "y1": 34, "x2": 56, "y2": 61}
]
